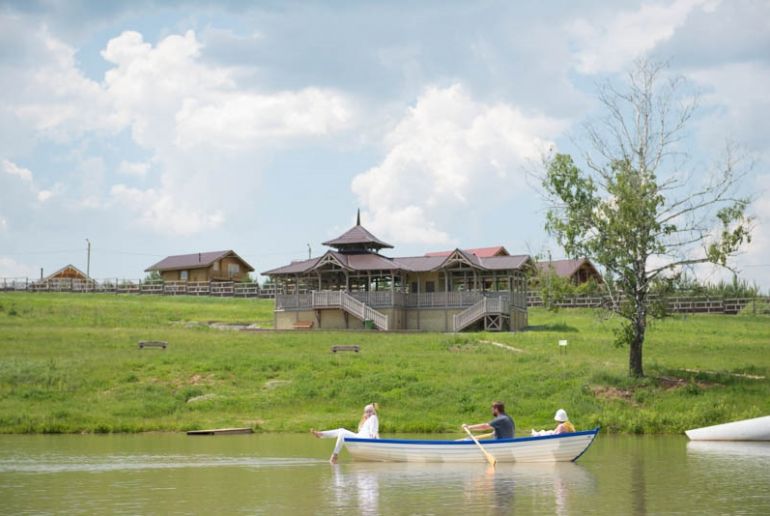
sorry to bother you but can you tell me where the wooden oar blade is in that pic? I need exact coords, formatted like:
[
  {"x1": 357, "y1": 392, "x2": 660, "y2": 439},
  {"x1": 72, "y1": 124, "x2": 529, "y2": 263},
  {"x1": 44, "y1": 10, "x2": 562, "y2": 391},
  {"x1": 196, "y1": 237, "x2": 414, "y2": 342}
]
[{"x1": 463, "y1": 426, "x2": 497, "y2": 467}]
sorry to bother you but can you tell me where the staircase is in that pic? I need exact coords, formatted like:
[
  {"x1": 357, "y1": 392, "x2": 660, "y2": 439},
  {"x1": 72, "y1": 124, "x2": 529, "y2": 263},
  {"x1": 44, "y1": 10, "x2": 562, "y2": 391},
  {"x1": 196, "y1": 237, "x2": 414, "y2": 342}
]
[
  {"x1": 453, "y1": 297, "x2": 510, "y2": 332},
  {"x1": 311, "y1": 291, "x2": 389, "y2": 330}
]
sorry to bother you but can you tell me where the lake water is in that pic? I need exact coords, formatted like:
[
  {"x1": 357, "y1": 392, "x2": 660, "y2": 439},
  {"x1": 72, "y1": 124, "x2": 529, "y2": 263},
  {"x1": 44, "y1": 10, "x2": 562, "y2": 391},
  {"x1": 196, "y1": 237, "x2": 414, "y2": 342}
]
[{"x1": 1, "y1": 433, "x2": 769, "y2": 515}]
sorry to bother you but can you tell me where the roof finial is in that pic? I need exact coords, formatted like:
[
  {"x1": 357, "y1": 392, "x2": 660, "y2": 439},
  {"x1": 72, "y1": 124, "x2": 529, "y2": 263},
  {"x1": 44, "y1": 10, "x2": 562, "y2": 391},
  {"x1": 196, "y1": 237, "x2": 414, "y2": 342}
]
[{"x1": 356, "y1": 208, "x2": 361, "y2": 226}]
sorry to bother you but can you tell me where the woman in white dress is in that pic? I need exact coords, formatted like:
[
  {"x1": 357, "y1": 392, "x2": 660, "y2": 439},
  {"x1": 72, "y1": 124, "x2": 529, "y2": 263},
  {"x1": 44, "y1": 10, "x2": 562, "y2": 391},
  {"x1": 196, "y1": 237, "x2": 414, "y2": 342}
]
[{"x1": 312, "y1": 403, "x2": 379, "y2": 463}]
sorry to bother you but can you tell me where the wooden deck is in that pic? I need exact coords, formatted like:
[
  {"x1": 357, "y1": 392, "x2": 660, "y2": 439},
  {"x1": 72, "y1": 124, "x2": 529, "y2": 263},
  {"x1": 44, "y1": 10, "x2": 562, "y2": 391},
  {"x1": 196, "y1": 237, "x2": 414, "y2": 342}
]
[{"x1": 186, "y1": 427, "x2": 254, "y2": 436}]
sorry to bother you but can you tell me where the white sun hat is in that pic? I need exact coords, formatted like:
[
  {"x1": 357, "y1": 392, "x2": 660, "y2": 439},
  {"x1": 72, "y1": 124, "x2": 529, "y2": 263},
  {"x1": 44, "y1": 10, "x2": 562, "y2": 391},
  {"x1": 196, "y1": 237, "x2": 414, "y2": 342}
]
[{"x1": 554, "y1": 409, "x2": 569, "y2": 422}]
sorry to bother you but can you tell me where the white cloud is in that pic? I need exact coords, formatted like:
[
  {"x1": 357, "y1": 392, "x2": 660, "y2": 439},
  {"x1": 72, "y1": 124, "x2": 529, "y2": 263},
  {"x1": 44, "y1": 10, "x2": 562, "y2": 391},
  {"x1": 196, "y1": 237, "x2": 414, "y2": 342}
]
[
  {"x1": 96, "y1": 30, "x2": 355, "y2": 233},
  {"x1": 735, "y1": 173, "x2": 770, "y2": 289},
  {"x1": 36, "y1": 190, "x2": 53, "y2": 203},
  {"x1": 0, "y1": 257, "x2": 38, "y2": 278},
  {"x1": 2, "y1": 25, "x2": 356, "y2": 236},
  {"x1": 0, "y1": 216, "x2": 7, "y2": 232},
  {"x1": 0, "y1": 17, "x2": 121, "y2": 140},
  {"x1": 2, "y1": 159, "x2": 33, "y2": 182},
  {"x1": 569, "y1": 0, "x2": 720, "y2": 74},
  {"x1": 117, "y1": 160, "x2": 150, "y2": 177},
  {"x1": 1, "y1": 159, "x2": 55, "y2": 205},
  {"x1": 110, "y1": 184, "x2": 224, "y2": 236},
  {"x1": 690, "y1": 62, "x2": 770, "y2": 151},
  {"x1": 351, "y1": 84, "x2": 564, "y2": 245}
]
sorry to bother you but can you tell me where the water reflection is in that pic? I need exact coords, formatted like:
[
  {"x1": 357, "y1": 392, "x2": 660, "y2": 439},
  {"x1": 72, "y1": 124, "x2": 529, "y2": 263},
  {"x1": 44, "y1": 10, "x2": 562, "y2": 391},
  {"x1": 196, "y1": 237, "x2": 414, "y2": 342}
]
[
  {"x1": 686, "y1": 441, "x2": 770, "y2": 459},
  {"x1": 329, "y1": 461, "x2": 594, "y2": 515}
]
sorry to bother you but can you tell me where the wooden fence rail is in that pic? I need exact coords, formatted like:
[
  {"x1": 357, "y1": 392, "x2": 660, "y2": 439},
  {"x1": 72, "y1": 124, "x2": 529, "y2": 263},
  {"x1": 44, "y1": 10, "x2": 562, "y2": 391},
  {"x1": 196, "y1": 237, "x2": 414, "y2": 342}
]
[{"x1": 1, "y1": 277, "x2": 768, "y2": 315}]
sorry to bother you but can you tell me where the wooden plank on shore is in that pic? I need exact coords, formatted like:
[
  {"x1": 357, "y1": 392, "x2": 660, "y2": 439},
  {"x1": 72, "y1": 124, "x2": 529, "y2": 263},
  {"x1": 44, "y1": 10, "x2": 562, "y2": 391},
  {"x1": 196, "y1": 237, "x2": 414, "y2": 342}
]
[{"x1": 186, "y1": 427, "x2": 254, "y2": 436}]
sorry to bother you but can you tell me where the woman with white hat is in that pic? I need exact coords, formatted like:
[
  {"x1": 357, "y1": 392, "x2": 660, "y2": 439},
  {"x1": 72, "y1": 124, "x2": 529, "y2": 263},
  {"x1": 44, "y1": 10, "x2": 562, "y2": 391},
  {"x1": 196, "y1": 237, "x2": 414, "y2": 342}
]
[{"x1": 553, "y1": 409, "x2": 575, "y2": 434}]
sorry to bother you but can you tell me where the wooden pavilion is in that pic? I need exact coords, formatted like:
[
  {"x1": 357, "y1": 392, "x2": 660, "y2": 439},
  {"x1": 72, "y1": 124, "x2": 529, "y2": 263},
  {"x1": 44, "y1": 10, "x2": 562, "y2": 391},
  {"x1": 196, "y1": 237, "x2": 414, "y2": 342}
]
[{"x1": 263, "y1": 213, "x2": 529, "y2": 332}]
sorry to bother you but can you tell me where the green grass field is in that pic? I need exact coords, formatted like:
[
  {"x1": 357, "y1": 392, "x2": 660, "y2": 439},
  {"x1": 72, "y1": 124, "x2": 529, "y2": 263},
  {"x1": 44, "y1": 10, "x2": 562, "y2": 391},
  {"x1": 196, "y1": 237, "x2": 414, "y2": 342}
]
[{"x1": 0, "y1": 293, "x2": 767, "y2": 435}]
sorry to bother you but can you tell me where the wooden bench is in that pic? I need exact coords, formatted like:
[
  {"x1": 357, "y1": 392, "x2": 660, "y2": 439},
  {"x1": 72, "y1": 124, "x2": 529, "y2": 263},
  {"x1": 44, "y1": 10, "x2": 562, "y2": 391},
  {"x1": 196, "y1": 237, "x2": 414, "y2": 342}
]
[
  {"x1": 331, "y1": 345, "x2": 360, "y2": 353},
  {"x1": 138, "y1": 340, "x2": 168, "y2": 349},
  {"x1": 293, "y1": 320, "x2": 314, "y2": 330}
]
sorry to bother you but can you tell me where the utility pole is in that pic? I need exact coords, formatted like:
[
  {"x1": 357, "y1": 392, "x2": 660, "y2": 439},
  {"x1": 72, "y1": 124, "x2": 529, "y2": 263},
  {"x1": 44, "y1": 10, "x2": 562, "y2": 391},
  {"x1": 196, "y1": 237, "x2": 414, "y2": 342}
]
[
  {"x1": 86, "y1": 239, "x2": 91, "y2": 291},
  {"x1": 307, "y1": 243, "x2": 311, "y2": 259}
]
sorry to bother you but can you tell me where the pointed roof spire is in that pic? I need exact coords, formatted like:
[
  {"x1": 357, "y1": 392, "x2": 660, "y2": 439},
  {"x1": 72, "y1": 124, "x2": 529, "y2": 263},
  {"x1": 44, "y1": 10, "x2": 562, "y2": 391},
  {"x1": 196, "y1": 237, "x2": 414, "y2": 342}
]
[{"x1": 322, "y1": 210, "x2": 393, "y2": 252}]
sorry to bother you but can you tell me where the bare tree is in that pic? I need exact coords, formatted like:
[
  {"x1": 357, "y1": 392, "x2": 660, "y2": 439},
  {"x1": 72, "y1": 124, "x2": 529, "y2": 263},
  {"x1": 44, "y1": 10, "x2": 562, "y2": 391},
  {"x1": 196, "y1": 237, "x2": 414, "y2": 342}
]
[{"x1": 542, "y1": 59, "x2": 753, "y2": 377}]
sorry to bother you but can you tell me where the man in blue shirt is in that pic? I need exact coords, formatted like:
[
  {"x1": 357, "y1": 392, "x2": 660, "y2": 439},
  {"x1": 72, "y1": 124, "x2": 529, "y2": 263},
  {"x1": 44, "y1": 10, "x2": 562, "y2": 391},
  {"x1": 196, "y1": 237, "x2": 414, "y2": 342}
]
[{"x1": 463, "y1": 401, "x2": 515, "y2": 439}]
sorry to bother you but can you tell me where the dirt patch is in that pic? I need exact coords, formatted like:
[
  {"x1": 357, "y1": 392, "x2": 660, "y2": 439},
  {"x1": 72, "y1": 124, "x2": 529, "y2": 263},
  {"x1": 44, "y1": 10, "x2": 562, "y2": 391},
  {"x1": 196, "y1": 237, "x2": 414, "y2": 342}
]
[
  {"x1": 657, "y1": 375, "x2": 717, "y2": 390},
  {"x1": 264, "y1": 379, "x2": 291, "y2": 390},
  {"x1": 590, "y1": 385, "x2": 635, "y2": 403},
  {"x1": 679, "y1": 368, "x2": 765, "y2": 380},
  {"x1": 478, "y1": 340, "x2": 525, "y2": 353},
  {"x1": 187, "y1": 393, "x2": 218, "y2": 404}
]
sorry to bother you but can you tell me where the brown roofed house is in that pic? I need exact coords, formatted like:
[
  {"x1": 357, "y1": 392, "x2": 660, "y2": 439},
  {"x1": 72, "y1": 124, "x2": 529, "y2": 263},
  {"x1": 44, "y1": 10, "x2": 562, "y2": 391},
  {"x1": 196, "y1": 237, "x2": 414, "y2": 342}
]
[
  {"x1": 42, "y1": 264, "x2": 90, "y2": 281},
  {"x1": 145, "y1": 250, "x2": 254, "y2": 282},
  {"x1": 536, "y1": 258, "x2": 603, "y2": 285}
]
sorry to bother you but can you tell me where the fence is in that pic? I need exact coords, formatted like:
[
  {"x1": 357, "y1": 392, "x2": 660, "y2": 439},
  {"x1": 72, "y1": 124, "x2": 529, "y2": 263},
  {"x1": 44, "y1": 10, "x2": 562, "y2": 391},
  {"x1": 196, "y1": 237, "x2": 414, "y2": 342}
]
[
  {"x1": 527, "y1": 292, "x2": 770, "y2": 315},
  {"x1": 0, "y1": 277, "x2": 273, "y2": 298},
  {"x1": 2, "y1": 277, "x2": 768, "y2": 315}
]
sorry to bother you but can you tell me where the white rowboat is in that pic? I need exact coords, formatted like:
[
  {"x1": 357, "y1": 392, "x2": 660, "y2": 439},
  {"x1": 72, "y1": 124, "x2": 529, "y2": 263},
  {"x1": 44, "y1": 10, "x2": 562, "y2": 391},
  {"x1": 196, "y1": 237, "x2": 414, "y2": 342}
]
[
  {"x1": 343, "y1": 428, "x2": 599, "y2": 463},
  {"x1": 685, "y1": 416, "x2": 770, "y2": 441}
]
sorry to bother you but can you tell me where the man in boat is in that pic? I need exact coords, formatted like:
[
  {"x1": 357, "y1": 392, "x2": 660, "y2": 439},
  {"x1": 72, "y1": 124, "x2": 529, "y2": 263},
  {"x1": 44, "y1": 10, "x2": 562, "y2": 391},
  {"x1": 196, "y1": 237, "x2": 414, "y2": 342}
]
[{"x1": 462, "y1": 401, "x2": 515, "y2": 439}]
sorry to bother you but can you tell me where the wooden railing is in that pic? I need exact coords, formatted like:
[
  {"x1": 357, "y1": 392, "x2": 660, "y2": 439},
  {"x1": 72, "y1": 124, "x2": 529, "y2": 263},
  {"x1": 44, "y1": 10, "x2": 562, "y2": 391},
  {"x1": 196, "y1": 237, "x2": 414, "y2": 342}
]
[
  {"x1": 311, "y1": 291, "x2": 389, "y2": 330},
  {"x1": 2, "y1": 278, "x2": 266, "y2": 298},
  {"x1": 453, "y1": 297, "x2": 510, "y2": 332},
  {"x1": 3, "y1": 277, "x2": 767, "y2": 315}
]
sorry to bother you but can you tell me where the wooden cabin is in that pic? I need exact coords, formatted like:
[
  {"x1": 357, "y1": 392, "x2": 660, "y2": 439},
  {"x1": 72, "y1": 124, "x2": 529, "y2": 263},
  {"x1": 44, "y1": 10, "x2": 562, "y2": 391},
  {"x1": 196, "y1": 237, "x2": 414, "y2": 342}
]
[
  {"x1": 145, "y1": 250, "x2": 254, "y2": 282},
  {"x1": 536, "y1": 258, "x2": 603, "y2": 285},
  {"x1": 263, "y1": 214, "x2": 529, "y2": 332},
  {"x1": 43, "y1": 264, "x2": 89, "y2": 281}
]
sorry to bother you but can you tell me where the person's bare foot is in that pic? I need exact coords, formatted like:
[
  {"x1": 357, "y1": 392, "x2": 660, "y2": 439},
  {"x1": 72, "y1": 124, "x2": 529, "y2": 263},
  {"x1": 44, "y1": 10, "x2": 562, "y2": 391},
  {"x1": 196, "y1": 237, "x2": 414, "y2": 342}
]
[
  {"x1": 329, "y1": 453, "x2": 338, "y2": 464},
  {"x1": 310, "y1": 429, "x2": 322, "y2": 438}
]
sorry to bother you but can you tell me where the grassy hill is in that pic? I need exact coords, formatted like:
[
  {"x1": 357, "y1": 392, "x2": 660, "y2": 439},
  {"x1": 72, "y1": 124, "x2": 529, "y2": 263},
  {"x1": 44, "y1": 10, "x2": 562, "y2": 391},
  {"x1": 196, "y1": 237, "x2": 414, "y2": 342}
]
[{"x1": 0, "y1": 293, "x2": 767, "y2": 434}]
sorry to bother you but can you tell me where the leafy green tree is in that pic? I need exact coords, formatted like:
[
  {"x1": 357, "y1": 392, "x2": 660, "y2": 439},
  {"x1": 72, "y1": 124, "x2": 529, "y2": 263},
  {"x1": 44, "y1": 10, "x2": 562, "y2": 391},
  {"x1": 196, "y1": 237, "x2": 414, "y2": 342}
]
[{"x1": 542, "y1": 60, "x2": 753, "y2": 377}]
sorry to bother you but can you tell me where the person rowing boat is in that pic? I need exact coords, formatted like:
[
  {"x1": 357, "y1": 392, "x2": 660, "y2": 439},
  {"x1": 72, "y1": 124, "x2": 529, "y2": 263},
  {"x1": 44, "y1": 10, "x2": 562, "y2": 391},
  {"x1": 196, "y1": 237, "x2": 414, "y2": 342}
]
[{"x1": 462, "y1": 401, "x2": 515, "y2": 440}]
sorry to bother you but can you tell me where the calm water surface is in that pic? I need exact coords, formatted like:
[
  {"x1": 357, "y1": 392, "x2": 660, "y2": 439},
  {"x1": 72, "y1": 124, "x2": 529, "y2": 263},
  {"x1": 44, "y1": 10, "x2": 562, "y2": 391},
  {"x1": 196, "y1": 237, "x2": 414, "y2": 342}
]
[{"x1": 1, "y1": 433, "x2": 769, "y2": 515}]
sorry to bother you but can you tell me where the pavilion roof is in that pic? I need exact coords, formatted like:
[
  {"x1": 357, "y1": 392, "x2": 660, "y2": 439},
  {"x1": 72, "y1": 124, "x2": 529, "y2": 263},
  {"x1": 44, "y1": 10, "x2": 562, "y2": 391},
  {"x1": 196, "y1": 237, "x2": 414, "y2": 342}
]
[
  {"x1": 322, "y1": 224, "x2": 393, "y2": 250},
  {"x1": 263, "y1": 249, "x2": 532, "y2": 275}
]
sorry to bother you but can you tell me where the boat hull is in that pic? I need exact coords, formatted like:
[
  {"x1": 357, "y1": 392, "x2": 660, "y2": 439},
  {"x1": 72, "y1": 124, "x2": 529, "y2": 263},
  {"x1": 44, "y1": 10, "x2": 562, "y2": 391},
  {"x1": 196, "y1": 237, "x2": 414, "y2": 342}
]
[
  {"x1": 344, "y1": 428, "x2": 599, "y2": 463},
  {"x1": 685, "y1": 416, "x2": 770, "y2": 441}
]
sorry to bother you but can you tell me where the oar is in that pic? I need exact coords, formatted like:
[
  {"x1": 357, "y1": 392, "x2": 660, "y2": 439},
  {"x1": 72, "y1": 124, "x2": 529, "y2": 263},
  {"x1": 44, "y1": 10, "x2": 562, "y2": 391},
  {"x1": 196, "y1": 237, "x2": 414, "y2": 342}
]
[{"x1": 463, "y1": 426, "x2": 496, "y2": 466}]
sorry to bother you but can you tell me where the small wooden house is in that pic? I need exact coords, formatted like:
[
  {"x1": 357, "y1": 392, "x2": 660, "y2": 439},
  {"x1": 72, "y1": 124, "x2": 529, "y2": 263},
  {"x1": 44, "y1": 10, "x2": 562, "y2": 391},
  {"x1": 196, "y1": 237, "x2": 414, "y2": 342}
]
[
  {"x1": 536, "y1": 258, "x2": 603, "y2": 285},
  {"x1": 145, "y1": 250, "x2": 254, "y2": 282},
  {"x1": 43, "y1": 264, "x2": 89, "y2": 281}
]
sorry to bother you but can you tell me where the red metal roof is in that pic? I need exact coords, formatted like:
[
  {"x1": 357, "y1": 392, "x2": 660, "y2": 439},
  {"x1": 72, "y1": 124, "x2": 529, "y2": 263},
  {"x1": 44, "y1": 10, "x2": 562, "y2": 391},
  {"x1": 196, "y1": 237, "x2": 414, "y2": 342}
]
[{"x1": 425, "y1": 246, "x2": 509, "y2": 258}]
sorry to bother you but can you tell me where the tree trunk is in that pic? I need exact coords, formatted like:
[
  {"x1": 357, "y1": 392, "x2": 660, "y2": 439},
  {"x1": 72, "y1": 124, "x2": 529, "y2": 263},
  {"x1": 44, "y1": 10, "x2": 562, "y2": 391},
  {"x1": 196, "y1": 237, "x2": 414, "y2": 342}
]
[{"x1": 629, "y1": 301, "x2": 646, "y2": 377}]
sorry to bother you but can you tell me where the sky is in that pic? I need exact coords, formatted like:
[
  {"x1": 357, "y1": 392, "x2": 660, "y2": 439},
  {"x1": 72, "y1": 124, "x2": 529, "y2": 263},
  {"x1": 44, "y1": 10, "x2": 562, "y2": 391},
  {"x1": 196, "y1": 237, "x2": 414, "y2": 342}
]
[{"x1": 1, "y1": 0, "x2": 769, "y2": 289}]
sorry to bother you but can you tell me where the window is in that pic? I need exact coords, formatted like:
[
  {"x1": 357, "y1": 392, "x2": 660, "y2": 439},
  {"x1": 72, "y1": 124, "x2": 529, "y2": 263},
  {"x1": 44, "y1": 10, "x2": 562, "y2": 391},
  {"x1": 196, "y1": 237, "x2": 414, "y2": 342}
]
[
  {"x1": 180, "y1": 270, "x2": 189, "y2": 281},
  {"x1": 410, "y1": 282, "x2": 418, "y2": 293},
  {"x1": 227, "y1": 263, "x2": 240, "y2": 277},
  {"x1": 425, "y1": 281, "x2": 435, "y2": 293},
  {"x1": 212, "y1": 261, "x2": 219, "y2": 271}
]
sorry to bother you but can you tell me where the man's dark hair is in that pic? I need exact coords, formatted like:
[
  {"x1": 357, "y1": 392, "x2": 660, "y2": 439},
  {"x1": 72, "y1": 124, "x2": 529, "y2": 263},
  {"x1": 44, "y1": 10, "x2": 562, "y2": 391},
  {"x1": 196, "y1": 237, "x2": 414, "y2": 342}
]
[{"x1": 492, "y1": 401, "x2": 505, "y2": 413}]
